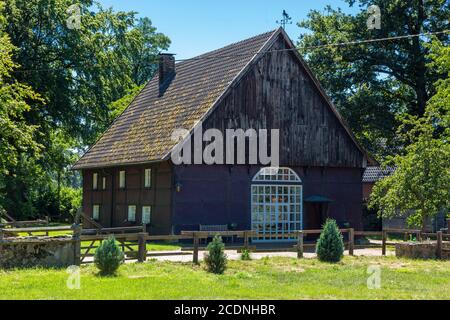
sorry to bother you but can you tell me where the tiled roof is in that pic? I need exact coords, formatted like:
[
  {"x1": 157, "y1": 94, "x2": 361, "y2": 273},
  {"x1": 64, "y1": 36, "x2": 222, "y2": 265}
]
[
  {"x1": 73, "y1": 30, "x2": 277, "y2": 169},
  {"x1": 363, "y1": 166, "x2": 395, "y2": 183}
]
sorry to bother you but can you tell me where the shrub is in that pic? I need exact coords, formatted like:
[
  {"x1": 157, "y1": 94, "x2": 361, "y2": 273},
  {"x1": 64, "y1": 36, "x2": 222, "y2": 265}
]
[
  {"x1": 94, "y1": 235, "x2": 124, "y2": 275},
  {"x1": 240, "y1": 248, "x2": 251, "y2": 261},
  {"x1": 316, "y1": 219, "x2": 344, "y2": 263},
  {"x1": 204, "y1": 235, "x2": 227, "y2": 274}
]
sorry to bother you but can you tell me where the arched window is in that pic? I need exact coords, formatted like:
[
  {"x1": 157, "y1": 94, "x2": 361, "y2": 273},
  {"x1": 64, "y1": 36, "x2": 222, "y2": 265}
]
[
  {"x1": 252, "y1": 167, "x2": 302, "y2": 183},
  {"x1": 251, "y1": 167, "x2": 303, "y2": 242}
]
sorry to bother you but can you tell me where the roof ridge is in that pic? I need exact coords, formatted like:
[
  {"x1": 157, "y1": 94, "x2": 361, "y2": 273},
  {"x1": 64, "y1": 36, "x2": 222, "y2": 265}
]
[{"x1": 176, "y1": 29, "x2": 278, "y2": 64}]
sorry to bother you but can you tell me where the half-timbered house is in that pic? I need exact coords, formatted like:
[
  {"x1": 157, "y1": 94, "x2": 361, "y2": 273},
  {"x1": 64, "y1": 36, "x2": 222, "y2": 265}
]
[{"x1": 73, "y1": 28, "x2": 374, "y2": 240}]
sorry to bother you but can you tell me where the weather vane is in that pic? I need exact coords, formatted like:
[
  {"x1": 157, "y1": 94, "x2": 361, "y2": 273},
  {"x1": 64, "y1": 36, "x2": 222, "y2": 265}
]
[{"x1": 276, "y1": 10, "x2": 292, "y2": 29}]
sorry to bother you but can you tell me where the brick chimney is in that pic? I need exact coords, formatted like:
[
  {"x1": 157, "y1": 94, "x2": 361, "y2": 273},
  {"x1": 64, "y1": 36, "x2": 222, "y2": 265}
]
[{"x1": 159, "y1": 53, "x2": 175, "y2": 86}]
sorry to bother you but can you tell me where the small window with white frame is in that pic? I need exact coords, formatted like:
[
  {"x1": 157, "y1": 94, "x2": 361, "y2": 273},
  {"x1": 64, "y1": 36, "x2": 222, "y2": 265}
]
[
  {"x1": 144, "y1": 168, "x2": 152, "y2": 188},
  {"x1": 102, "y1": 177, "x2": 106, "y2": 190},
  {"x1": 142, "y1": 206, "x2": 151, "y2": 224},
  {"x1": 128, "y1": 205, "x2": 136, "y2": 222},
  {"x1": 93, "y1": 204, "x2": 100, "y2": 220},
  {"x1": 93, "y1": 173, "x2": 98, "y2": 190},
  {"x1": 119, "y1": 170, "x2": 126, "y2": 189}
]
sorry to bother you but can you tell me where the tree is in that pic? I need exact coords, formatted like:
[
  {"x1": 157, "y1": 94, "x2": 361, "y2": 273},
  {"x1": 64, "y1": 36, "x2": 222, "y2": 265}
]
[
  {"x1": 368, "y1": 38, "x2": 450, "y2": 230},
  {"x1": 316, "y1": 219, "x2": 344, "y2": 263},
  {"x1": 0, "y1": 2, "x2": 42, "y2": 212},
  {"x1": 297, "y1": 0, "x2": 449, "y2": 157},
  {"x1": 94, "y1": 235, "x2": 124, "y2": 276},
  {"x1": 204, "y1": 235, "x2": 227, "y2": 274},
  {"x1": 108, "y1": 84, "x2": 144, "y2": 121},
  {"x1": 1, "y1": 0, "x2": 170, "y2": 219}
]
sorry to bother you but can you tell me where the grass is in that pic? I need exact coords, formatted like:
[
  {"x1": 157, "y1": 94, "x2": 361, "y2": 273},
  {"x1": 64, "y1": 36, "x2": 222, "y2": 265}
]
[{"x1": 0, "y1": 256, "x2": 449, "y2": 300}]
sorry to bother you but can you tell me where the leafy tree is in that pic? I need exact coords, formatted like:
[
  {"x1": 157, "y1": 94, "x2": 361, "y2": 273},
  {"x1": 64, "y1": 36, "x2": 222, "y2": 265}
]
[
  {"x1": 316, "y1": 219, "x2": 345, "y2": 263},
  {"x1": 369, "y1": 38, "x2": 450, "y2": 230},
  {"x1": 1, "y1": 0, "x2": 170, "y2": 219},
  {"x1": 297, "y1": 0, "x2": 449, "y2": 157},
  {"x1": 108, "y1": 84, "x2": 144, "y2": 121},
  {"x1": 0, "y1": 2, "x2": 42, "y2": 212},
  {"x1": 204, "y1": 235, "x2": 227, "y2": 274}
]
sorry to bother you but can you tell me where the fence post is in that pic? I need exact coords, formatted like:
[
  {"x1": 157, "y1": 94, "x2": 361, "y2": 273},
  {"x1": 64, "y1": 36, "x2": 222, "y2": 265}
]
[
  {"x1": 382, "y1": 230, "x2": 387, "y2": 256},
  {"x1": 72, "y1": 224, "x2": 82, "y2": 266},
  {"x1": 417, "y1": 231, "x2": 422, "y2": 242},
  {"x1": 45, "y1": 216, "x2": 49, "y2": 236},
  {"x1": 348, "y1": 228, "x2": 354, "y2": 256},
  {"x1": 436, "y1": 231, "x2": 443, "y2": 260},
  {"x1": 193, "y1": 232, "x2": 199, "y2": 264},
  {"x1": 138, "y1": 232, "x2": 147, "y2": 263},
  {"x1": 0, "y1": 228, "x2": 4, "y2": 240},
  {"x1": 297, "y1": 231, "x2": 304, "y2": 259},
  {"x1": 243, "y1": 231, "x2": 249, "y2": 250}
]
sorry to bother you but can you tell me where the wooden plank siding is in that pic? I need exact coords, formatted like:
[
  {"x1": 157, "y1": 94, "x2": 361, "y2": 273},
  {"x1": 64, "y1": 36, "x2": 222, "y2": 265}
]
[{"x1": 202, "y1": 33, "x2": 364, "y2": 168}]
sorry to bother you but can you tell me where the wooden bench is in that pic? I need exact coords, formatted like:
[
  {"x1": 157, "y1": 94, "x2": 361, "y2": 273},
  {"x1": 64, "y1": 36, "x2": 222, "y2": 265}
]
[
  {"x1": 199, "y1": 225, "x2": 231, "y2": 243},
  {"x1": 199, "y1": 224, "x2": 228, "y2": 232}
]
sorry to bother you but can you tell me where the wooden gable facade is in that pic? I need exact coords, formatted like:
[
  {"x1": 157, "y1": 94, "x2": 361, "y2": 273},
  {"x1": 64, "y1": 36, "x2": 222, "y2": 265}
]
[{"x1": 76, "y1": 29, "x2": 371, "y2": 237}]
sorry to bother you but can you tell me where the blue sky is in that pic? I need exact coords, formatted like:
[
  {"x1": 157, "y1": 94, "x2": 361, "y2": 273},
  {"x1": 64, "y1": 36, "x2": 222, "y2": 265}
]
[{"x1": 97, "y1": 0, "x2": 360, "y2": 59}]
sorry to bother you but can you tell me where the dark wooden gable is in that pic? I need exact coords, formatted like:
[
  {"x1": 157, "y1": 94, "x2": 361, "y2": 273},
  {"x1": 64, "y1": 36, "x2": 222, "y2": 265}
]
[{"x1": 203, "y1": 32, "x2": 366, "y2": 168}]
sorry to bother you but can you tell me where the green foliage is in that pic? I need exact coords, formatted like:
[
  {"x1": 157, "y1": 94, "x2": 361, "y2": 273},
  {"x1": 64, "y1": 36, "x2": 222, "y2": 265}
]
[
  {"x1": 204, "y1": 235, "x2": 227, "y2": 274},
  {"x1": 108, "y1": 84, "x2": 144, "y2": 121},
  {"x1": 316, "y1": 219, "x2": 344, "y2": 263},
  {"x1": 240, "y1": 249, "x2": 251, "y2": 261},
  {"x1": 0, "y1": 2, "x2": 42, "y2": 177},
  {"x1": 297, "y1": 0, "x2": 449, "y2": 158},
  {"x1": 369, "y1": 38, "x2": 450, "y2": 229},
  {"x1": 94, "y1": 235, "x2": 124, "y2": 276},
  {"x1": 0, "y1": 0, "x2": 170, "y2": 220}
]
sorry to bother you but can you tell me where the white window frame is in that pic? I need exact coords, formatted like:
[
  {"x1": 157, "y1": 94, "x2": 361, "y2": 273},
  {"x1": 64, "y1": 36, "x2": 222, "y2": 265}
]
[
  {"x1": 144, "y1": 169, "x2": 152, "y2": 188},
  {"x1": 119, "y1": 170, "x2": 126, "y2": 189},
  {"x1": 128, "y1": 205, "x2": 136, "y2": 222},
  {"x1": 93, "y1": 173, "x2": 98, "y2": 190},
  {"x1": 142, "y1": 206, "x2": 151, "y2": 224},
  {"x1": 251, "y1": 167, "x2": 303, "y2": 242},
  {"x1": 93, "y1": 204, "x2": 100, "y2": 221}
]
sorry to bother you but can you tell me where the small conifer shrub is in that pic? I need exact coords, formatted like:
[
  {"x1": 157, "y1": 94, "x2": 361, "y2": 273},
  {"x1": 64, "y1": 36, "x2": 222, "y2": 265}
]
[
  {"x1": 204, "y1": 235, "x2": 227, "y2": 274},
  {"x1": 94, "y1": 235, "x2": 124, "y2": 275},
  {"x1": 316, "y1": 219, "x2": 344, "y2": 263},
  {"x1": 240, "y1": 248, "x2": 251, "y2": 261}
]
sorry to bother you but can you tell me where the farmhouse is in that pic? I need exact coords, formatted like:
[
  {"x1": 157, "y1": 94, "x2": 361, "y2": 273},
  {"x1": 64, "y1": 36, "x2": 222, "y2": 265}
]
[{"x1": 73, "y1": 28, "x2": 375, "y2": 240}]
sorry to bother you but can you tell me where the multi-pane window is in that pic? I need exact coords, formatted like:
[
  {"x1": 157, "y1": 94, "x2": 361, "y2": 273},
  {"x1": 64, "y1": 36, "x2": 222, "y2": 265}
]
[
  {"x1": 119, "y1": 170, "x2": 126, "y2": 189},
  {"x1": 128, "y1": 205, "x2": 136, "y2": 222},
  {"x1": 142, "y1": 206, "x2": 151, "y2": 224},
  {"x1": 252, "y1": 167, "x2": 300, "y2": 182},
  {"x1": 93, "y1": 173, "x2": 98, "y2": 190},
  {"x1": 144, "y1": 169, "x2": 152, "y2": 188},
  {"x1": 102, "y1": 177, "x2": 106, "y2": 190},
  {"x1": 93, "y1": 205, "x2": 100, "y2": 220},
  {"x1": 251, "y1": 168, "x2": 303, "y2": 242}
]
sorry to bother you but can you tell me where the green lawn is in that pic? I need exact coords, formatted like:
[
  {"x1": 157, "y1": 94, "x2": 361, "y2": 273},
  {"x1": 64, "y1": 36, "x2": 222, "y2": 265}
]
[{"x1": 1, "y1": 256, "x2": 449, "y2": 300}]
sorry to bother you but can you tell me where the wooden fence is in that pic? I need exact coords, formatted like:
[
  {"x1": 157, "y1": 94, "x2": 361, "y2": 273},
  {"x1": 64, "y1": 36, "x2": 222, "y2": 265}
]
[{"x1": 1, "y1": 225, "x2": 449, "y2": 265}]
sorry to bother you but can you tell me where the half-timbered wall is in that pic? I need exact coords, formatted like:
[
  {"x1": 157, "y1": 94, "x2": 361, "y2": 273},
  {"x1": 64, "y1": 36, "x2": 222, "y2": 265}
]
[{"x1": 82, "y1": 161, "x2": 172, "y2": 234}]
